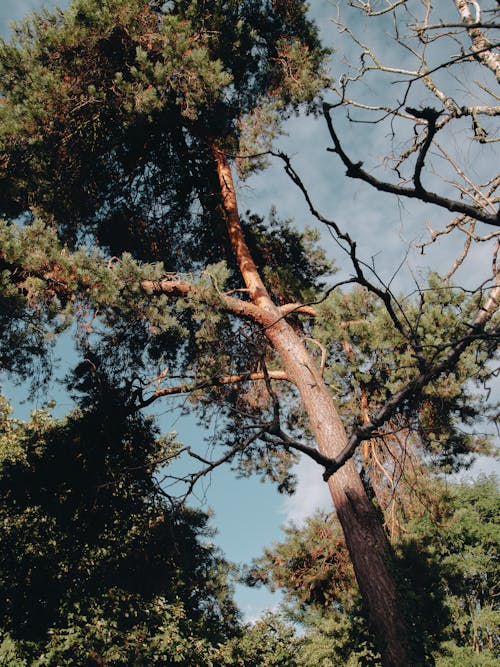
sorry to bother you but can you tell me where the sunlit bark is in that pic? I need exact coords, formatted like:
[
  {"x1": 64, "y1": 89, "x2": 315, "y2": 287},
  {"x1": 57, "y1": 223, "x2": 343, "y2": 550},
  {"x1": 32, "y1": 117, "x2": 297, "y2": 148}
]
[{"x1": 211, "y1": 144, "x2": 413, "y2": 667}]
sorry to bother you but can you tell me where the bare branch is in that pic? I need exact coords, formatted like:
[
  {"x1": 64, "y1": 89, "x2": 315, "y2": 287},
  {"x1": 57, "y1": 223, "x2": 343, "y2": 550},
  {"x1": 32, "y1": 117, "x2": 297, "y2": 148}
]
[
  {"x1": 348, "y1": 0, "x2": 409, "y2": 18},
  {"x1": 177, "y1": 430, "x2": 266, "y2": 502},
  {"x1": 396, "y1": 42, "x2": 500, "y2": 88},
  {"x1": 445, "y1": 222, "x2": 474, "y2": 280},
  {"x1": 413, "y1": 22, "x2": 500, "y2": 31},
  {"x1": 323, "y1": 103, "x2": 500, "y2": 227},
  {"x1": 260, "y1": 358, "x2": 339, "y2": 470},
  {"x1": 273, "y1": 151, "x2": 416, "y2": 344},
  {"x1": 304, "y1": 336, "x2": 328, "y2": 377},
  {"x1": 263, "y1": 431, "x2": 337, "y2": 470},
  {"x1": 405, "y1": 106, "x2": 441, "y2": 191}
]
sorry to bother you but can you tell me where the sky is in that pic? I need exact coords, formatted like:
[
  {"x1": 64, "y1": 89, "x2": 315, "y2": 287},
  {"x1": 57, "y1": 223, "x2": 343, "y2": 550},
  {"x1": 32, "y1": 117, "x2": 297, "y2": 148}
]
[{"x1": 1, "y1": 0, "x2": 498, "y2": 621}]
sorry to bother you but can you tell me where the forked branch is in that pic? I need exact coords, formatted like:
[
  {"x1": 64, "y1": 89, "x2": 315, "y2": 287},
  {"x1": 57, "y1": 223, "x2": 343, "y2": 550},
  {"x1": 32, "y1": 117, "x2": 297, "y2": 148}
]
[{"x1": 323, "y1": 103, "x2": 500, "y2": 227}]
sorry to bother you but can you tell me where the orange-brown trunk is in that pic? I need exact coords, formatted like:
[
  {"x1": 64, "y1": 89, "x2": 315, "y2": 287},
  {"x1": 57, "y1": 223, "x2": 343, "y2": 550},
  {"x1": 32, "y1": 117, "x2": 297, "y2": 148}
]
[{"x1": 211, "y1": 145, "x2": 412, "y2": 667}]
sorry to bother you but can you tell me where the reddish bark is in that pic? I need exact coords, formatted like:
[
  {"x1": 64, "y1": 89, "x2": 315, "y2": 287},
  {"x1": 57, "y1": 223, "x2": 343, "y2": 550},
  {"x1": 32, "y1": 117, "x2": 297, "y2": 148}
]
[{"x1": 211, "y1": 145, "x2": 412, "y2": 666}]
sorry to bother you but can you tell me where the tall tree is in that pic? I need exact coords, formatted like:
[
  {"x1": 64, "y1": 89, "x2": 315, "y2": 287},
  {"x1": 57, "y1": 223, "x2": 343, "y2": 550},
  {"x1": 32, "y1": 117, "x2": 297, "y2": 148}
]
[{"x1": 0, "y1": 1, "x2": 498, "y2": 664}]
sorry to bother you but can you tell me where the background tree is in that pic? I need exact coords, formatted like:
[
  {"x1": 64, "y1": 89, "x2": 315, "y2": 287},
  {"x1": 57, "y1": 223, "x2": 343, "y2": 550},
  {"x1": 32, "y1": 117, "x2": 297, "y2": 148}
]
[
  {"x1": 0, "y1": 375, "x2": 243, "y2": 665},
  {"x1": 0, "y1": 1, "x2": 498, "y2": 665},
  {"x1": 247, "y1": 476, "x2": 499, "y2": 666}
]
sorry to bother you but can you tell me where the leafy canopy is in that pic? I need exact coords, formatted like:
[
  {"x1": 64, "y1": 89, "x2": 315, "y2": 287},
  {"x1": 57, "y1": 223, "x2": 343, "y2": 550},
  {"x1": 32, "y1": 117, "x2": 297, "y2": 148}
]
[
  {"x1": 0, "y1": 379, "x2": 242, "y2": 665},
  {"x1": 0, "y1": 0, "x2": 329, "y2": 259},
  {"x1": 247, "y1": 476, "x2": 500, "y2": 666}
]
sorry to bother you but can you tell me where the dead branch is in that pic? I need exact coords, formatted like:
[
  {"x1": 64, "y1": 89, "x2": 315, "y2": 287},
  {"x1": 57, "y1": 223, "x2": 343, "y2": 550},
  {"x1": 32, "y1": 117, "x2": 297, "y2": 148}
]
[
  {"x1": 273, "y1": 150, "x2": 420, "y2": 348},
  {"x1": 323, "y1": 103, "x2": 500, "y2": 227},
  {"x1": 175, "y1": 430, "x2": 266, "y2": 503},
  {"x1": 279, "y1": 302, "x2": 319, "y2": 317},
  {"x1": 260, "y1": 359, "x2": 338, "y2": 470}
]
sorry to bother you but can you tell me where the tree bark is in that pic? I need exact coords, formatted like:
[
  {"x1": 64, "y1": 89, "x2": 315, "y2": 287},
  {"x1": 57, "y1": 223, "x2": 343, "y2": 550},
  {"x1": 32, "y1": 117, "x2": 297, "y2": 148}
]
[{"x1": 211, "y1": 145, "x2": 413, "y2": 666}]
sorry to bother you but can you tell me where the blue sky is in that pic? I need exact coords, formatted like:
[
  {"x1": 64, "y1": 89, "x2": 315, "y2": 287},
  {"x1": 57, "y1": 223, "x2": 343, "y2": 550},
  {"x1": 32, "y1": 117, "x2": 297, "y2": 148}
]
[{"x1": 1, "y1": 0, "x2": 498, "y2": 621}]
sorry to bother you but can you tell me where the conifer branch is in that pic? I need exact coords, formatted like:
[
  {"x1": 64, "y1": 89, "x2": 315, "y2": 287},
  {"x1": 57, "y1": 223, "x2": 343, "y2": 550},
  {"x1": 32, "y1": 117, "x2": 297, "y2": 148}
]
[
  {"x1": 141, "y1": 277, "x2": 274, "y2": 325},
  {"x1": 323, "y1": 277, "x2": 500, "y2": 480},
  {"x1": 137, "y1": 369, "x2": 290, "y2": 409}
]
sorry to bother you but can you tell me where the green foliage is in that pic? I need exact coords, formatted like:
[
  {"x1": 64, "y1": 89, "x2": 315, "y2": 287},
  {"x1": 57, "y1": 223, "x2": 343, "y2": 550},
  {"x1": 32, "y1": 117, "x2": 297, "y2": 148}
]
[
  {"x1": 403, "y1": 477, "x2": 500, "y2": 660},
  {"x1": 0, "y1": 218, "x2": 188, "y2": 392},
  {"x1": 298, "y1": 612, "x2": 381, "y2": 667},
  {"x1": 246, "y1": 513, "x2": 380, "y2": 665},
  {"x1": 0, "y1": 387, "x2": 240, "y2": 664},
  {"x1": 246, "y1": 513, "x2": 355, "y2": 615},
  {"x1": 0, "y1": 206, "x2": 330, "y2": 490},
  {"x1": 0, "y1": 0, "x2": 333, "y2": 492},
  {"x1": 0, "y1": 219, "x2": 66, "y2": 382},
  {"x1": 221, "y1": 613, "x2": 301, "y2": 667},
  {"x1": 313, "y1": 283, "x2": 498, "y2": 471},
  {"x1": 434, "y1": 643, "x2": 500, "y2": 667},
  {"x1": 0, "y1": 0, "x2": 329, "y2": 249},
  {"x1": 250, "y1": 476, "x2": 500, "y2": 666},
  {"x1": 0, "y1": 2, "x2": 498, "y2": 663},
  {"x1": 1, "y1": 0, "x2": 494, "y2": 488}
]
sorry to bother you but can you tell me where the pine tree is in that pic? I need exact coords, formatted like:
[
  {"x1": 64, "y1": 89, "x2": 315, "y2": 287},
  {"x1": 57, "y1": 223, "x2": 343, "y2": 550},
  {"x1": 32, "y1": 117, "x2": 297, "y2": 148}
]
[
  {"x1": 0, "y1": 2, "x2": 498, "y2": 664},
  {"x1": 248, "y1": 477, "x2": 499, "y2": 665}
]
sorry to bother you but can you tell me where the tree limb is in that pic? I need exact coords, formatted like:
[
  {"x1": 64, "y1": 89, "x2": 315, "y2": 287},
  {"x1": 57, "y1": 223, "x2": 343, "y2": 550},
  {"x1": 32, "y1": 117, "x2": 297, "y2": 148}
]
[
  {"x1": 323, "y1": 103, "x2": 500, "y2": 227},
  {"x1": 279, "y1": 302, "x2": 318, "y2": 317},
  {"x1": 323, "y1": 275, "x2": 500, "y2": 480},
  {"x1": 142, "y1": 278, "x2": 318, "y2": 323},
  {"x1": 142, "y1": 277, "x2": 275, "y2": 325},
  {"x1": 137, "y1": 369, "x2": 290, "y2": 409},
  {"x1": 454, "y1": 0, "x2": 500, "y2": 81},
  {"x1": 176, "y1": 430, "x2": 266, "y2": 503},
  {"x1": 263, "y1": 432, "x2": 337, "y2": 470}
]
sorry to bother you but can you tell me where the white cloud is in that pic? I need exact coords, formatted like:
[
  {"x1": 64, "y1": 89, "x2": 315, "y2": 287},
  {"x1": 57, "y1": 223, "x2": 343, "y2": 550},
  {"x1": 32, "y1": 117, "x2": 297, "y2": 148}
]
[{"x1": 281, "y1": 455, "x2": 333, "y2": 526}]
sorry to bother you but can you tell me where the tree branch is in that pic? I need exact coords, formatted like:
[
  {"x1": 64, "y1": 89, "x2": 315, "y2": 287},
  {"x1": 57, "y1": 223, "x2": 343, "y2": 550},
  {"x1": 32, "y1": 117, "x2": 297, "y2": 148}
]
[
  {"x1": 263, "y1": 431, "x2": 337, "y2": 470},
  {"x1": 413, "y1": 22, "x2": 500, "y2": 32},
  {"x1": 323, "y1": 103, "x2": 500, "y2": 227},
  {"x1": 454, "y1": 0, "x2": 500, "y2": 81},
  {"x1": 323, "y1": 275, "x2": 500, "y2": 480},
  {"x1": 175, "y1": 430, "x2": 266, "y2": 503},
  {"x1": 137, "y1": 369, "x2": 290, "y2": 409},
  {"x1": 273, "y1": 151, "x2": 416, "y2": 346},
  {"x1": 279, "y1": 302, "x2": 318, "y2": 317},
  {"x1": 142, "y1": 277, "x2": 274, "y2": 325},
  {"x1": 142, "y1": 278, "x2": 318, "y2": 324}
]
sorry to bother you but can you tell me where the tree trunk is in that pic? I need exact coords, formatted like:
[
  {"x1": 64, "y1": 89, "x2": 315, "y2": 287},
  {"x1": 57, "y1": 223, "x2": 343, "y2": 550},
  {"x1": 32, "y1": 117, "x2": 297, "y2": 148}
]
[
  {"x1": 212, "y1": 145, "x2": 413, "y2": 666},
  {"x1": 267, "y1": 319, "x2": 411, "y2": 667}
]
